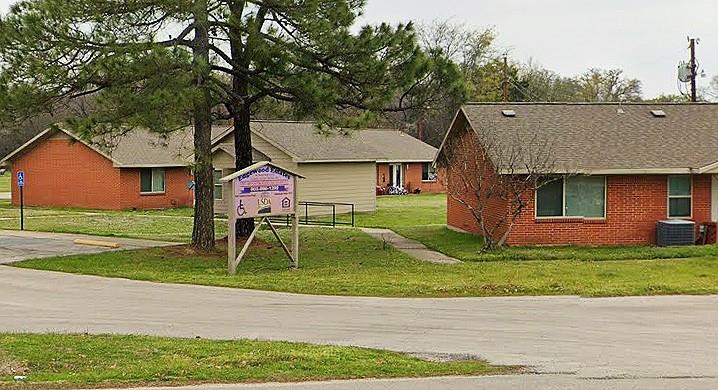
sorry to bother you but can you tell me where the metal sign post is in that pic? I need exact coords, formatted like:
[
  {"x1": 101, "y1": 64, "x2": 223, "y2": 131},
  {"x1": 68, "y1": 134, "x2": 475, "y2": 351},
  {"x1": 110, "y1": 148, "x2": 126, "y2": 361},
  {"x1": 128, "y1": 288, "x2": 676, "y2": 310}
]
[
  {"x1": 16, "y1": 171, "x2": 25, "y2": 231},
  {"x1": 221, "y1": 162, "x2": 304, "y2": 275}
]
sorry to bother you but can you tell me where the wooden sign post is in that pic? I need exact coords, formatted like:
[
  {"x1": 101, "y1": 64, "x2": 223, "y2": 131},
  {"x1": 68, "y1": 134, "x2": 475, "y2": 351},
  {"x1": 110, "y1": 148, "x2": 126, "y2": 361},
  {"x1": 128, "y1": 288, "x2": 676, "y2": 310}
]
[{"x1": 221, "y1": 162, "x2": 304, "y2": 274}]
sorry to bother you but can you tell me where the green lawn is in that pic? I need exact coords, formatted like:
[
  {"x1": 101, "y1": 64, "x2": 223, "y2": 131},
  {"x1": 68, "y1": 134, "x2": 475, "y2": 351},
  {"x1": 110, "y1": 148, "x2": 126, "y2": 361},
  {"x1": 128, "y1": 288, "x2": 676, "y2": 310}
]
[
  {"x1": 356, "y1": 194, "x2": 446, "y2": 229},
  {"x1": 0, "y1": 334, "x2": 505, "y2": 388},
  {"x1": 7, "y1": 193, "x2": 718, "y2": 298},
  {"x1": 0, "y1": 194, "x2": 444, "y2": 242},
  {"x1": 395, "y1": 225, "x2": 718, "y2": 262},
  {"x1": 14, "y1": 228, "x2": 718, "y2": 298},
  {"x1": 0, "y1": 176, "x2": 9, "y2": 192},
  {"x1": 0, "y1": 201, "x2": 213, "y2": 242}
]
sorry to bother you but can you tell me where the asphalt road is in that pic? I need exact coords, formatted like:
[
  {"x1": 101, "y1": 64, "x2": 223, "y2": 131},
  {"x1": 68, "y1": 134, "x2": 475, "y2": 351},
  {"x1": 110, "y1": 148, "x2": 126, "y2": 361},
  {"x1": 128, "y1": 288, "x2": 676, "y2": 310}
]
[
  {"x1": 2, "y1": 265, "x2": 717, "y2": 382},
  {"x1": 0, "y1": 230, "x2": 176, "y2": 264},
  {"x1": 108, "y1": 375, "x2": 718, "y2": 390}
]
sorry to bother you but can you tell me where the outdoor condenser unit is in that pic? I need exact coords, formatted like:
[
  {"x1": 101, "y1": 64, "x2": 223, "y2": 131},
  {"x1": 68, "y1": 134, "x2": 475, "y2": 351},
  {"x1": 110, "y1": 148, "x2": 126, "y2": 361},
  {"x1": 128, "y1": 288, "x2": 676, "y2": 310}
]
[{"x1": 656, "y1": 220, "x2": 695, "y2": 247}]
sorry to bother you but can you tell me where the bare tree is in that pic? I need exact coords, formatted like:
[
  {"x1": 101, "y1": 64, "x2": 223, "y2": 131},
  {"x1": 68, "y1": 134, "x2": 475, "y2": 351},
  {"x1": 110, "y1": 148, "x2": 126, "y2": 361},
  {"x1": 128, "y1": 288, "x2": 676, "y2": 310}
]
[
  {"x1": 579, "y1": 69, "x2": 642, "y2": 102},
  {"x1": 438, "y1": 121, "x2": 566, "y2": 251}
]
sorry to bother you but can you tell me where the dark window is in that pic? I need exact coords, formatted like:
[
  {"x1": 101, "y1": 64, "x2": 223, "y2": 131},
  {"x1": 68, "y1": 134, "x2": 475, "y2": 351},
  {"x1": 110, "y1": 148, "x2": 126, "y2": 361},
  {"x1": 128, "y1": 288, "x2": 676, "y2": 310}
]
[
  {"x1": 213, "y1": 170, "x2": 223, "y2": 200},
  {"x1": 140, "y1": 168, "x2": 165, "y2": 193},
  {"x1": 536, "y1": 180, "x2": 563, "y2": 217},
  {"x1": 536, "y1": 176, "x2": 606, "y2": 218},
  {"x1": 421, "y1": 163, "x2": 437, "y2": 181},
  {"x1": 668, "y1": 176, "x2": 691, "y2": 218}
]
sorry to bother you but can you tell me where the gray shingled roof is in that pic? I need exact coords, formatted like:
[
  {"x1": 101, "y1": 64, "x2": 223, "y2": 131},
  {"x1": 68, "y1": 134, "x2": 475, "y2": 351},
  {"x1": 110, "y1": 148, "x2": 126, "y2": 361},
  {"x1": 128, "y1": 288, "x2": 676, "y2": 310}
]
[
  {"x1": 250, "y1": 121, "x2": 384, "y2": 162},
  {"x1": 93, "y1": 125, "x2": 233, "y2": 167},
  {"x1": 455, "y1": 102, "x2": 718, "y2": 173},
  {"x1": 235, "y1": 121, "x2": 436, "y2": 163},
  {"x1": 357, "y1": 129, "x2": 437, "y2": 162},
  {"x1": 0, "y1": 125, "x2": 232, "y2": 167},
  {"x1": 3, "y1": 121, "x2": 437, "y2": 166}
]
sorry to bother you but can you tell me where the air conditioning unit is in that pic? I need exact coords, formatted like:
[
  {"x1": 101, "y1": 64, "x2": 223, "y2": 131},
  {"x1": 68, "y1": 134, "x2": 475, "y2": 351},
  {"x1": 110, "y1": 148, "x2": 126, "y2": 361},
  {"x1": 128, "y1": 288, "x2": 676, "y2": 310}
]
[{"x1": 656, "y1": 220, "x2": 695, "y2": 247}]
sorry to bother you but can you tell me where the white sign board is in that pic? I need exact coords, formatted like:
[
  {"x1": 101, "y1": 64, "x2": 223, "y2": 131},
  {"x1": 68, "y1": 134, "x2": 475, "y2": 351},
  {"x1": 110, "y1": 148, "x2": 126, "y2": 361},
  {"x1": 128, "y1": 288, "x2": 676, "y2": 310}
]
[
  {"x1": 221, "y1": 162, "x2": 303, "y2": 274},
  {"x1": 233, "y1": 165, "x2": 295, "y2": 218}
]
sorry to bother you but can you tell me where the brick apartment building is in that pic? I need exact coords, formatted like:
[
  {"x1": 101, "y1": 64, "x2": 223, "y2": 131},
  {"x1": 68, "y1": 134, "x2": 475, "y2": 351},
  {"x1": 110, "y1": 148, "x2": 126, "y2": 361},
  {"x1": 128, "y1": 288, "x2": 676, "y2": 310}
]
[
  {"x1": 0, "y1": 126, "x2": 196, "y2": 210},
  {"x1": 1, "y1": 122, "x2": 443, "y2": 211},
  {"x1": 438, "y1": 103, "x2": 718, "y2": 246}
]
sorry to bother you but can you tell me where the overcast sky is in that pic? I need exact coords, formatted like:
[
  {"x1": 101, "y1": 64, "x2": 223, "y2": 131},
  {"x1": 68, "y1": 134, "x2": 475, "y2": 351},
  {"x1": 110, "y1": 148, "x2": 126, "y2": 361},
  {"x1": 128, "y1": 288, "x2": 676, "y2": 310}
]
[
  {"x1": 360, "y1": 0, "x2": 717, "y2": 98},
  {"x1": 0, "y1": 0, "x2": 713, "y2": 98}
]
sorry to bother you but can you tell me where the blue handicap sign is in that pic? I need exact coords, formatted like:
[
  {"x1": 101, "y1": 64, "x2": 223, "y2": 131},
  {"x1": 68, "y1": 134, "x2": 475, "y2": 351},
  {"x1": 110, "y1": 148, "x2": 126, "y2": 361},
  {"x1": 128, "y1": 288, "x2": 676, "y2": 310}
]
[{"x1": 17, "y1": 171, "x2": 25, "y2": 188}]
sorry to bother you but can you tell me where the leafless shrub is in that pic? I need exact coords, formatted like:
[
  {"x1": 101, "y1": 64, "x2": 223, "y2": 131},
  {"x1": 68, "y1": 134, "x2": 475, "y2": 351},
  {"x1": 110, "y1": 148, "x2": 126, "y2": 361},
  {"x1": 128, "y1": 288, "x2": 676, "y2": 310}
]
[{"x1": 438, "y1": 120, "x2": 570, "y2": 251}]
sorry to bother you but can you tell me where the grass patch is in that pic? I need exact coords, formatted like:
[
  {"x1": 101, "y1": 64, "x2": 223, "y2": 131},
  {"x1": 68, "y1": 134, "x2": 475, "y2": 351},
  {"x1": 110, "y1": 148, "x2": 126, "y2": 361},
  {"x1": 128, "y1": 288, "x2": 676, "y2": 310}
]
[
  {"x1": 0, "y1": 333, "x2": 505, "y2": 388},
  {"x1": 395, "y1": 225, "x2": 718, "y2": 262},
  {"x1": 0, "y1": 193, "x2": 445, "y2": 241},
  {"x1": 355, "y1": 194, "x2": 446, "y2": 229},
  {"x1": 0, "y1": 176, "x2": 9, "y2": 193},
  {"x1": 0, "y1": 202, "x2": 212, "y2": 242},
  {"x1": 13, "y1": 228, "x2": 718, "y2": 298}
]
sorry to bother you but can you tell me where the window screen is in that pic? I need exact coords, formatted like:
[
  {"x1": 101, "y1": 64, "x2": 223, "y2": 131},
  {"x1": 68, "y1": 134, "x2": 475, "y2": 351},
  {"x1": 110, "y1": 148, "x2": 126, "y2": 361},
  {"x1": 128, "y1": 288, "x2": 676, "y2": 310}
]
[
  {"x1": 140, "y1": 169, "x2": 153, "y2": 193},
  {"x1": 668, "y1": 176, "x2": 691, "y2": 218},
  {"x1": 151, "y1": 168, "x2": 165, "y2": 192},
  {"x1": 140, "y1": 168, "x2": 165, "y2": 193},
  {"x1": 565, "y1": 176, "x2": 605, "y2": 218},
  {"x1": 213, "y1": 170, "x2": 223, "y2": 200}
]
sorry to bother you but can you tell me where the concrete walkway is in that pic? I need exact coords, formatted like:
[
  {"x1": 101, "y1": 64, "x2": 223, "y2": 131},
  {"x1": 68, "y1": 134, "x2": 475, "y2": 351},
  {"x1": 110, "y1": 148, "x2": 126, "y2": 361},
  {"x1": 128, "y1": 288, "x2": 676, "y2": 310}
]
[
  {"x1": 360, "y1": 227, "x2": 461, "y2": 264},
  {"x1": 0, "y1": 230, "x2": 177, "y2": 264},
  {"x1": 2, "y1": 266, "x2": 717, "y2": 381}
]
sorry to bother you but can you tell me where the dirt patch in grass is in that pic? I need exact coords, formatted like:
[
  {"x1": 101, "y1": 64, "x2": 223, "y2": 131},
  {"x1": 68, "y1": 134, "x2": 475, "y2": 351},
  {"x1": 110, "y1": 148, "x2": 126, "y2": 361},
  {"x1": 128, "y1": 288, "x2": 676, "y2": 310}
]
[
  {"x1": 162, "y1": 238, "x2": 275, "y2": 259},
  {"x1": 0, "y1": 354, "x2": 27, "y2": 376}
]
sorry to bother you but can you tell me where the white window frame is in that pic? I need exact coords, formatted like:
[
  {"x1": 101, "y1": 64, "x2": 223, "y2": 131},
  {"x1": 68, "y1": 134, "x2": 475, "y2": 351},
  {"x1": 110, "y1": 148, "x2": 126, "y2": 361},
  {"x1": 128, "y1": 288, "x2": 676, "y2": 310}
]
[
  {"x1": 534, "y1": 176, "x2": 607, "y2": 219},
  {"x1": 667, "y1": 175, "x2": 693, "y2": 219},
  {"x1": 213, "y1": 169, "x2": 224, "y2": 200},
  {"x1": 140, "y1": 168, "x2": 166, "y2": 195}
]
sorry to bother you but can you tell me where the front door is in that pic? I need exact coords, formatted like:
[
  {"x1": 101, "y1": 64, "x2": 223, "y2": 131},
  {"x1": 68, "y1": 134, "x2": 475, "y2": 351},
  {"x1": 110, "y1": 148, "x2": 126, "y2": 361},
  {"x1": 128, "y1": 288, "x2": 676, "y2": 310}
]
[{"x1": 390, "y1": 163, "x2": 403, "y2": 187}]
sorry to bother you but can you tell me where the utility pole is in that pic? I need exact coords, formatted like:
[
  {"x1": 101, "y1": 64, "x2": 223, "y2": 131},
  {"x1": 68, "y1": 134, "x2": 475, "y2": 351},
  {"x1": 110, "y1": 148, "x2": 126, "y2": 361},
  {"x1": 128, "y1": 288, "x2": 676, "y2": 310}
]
[
  {"x1": 689, "y1": 37, "x2": 697, "y2": 102},
  {"x1": 502, "y1": 54, "x2": 509, "y2": 102}
]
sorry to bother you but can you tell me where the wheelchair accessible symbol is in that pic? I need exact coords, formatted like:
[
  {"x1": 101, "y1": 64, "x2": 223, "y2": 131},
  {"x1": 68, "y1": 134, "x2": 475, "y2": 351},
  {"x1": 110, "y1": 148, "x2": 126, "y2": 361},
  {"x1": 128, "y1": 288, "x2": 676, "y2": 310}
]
[{"x1": 237, "y1": 200, "x2": 247, "y2": 217}]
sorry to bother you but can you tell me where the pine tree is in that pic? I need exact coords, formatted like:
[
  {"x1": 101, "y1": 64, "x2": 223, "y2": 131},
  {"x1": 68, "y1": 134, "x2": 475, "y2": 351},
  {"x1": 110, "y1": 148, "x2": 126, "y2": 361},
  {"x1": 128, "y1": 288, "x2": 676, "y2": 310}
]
[{"x1": 0, "y1": 0, "x2": 461, "y2": 241}]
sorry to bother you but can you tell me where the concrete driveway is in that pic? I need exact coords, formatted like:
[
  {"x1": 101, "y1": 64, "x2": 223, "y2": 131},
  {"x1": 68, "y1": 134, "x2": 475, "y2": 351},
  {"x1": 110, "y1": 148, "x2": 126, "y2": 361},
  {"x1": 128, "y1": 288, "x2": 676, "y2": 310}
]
[
  {"x1": 0, "y1": 230, "x2": 176, "y2": 264},
  {"x1": 1, "y1": 266, "x2": 717, "y2": 383}
]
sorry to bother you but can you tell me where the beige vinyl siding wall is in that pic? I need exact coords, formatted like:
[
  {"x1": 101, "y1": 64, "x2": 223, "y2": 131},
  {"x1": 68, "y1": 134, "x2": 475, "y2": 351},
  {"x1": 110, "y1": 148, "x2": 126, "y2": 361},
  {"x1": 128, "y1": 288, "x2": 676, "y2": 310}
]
[
  {"x1": 297, "y1": 162, "x2": 376, "y2": 213},
  {"x1": 214, "y1": 158, "x2": 376, "y2": 215},
  {"x1": 213, "y1": 151, "x2": 235, "y2": 214},
  {"x1": 212, "y1": 133, "x2": 298, "y2": 214},
  {"x1": 250, "y1": 135, "x2": 298, "y2": 170}
]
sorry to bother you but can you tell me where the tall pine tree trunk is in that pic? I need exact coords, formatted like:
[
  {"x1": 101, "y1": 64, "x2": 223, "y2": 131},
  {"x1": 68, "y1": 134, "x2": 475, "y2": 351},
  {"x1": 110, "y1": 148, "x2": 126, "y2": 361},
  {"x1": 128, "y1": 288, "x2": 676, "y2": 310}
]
[
  {"x1": 232, "y1": 100, "x2": 255, "y2": 237},
  {"x1": 190, "y1": 0, "x2": 215, "y2": 250},
  {"x1": 229, "y1": 7, "x2": 254, "y2": 237}
]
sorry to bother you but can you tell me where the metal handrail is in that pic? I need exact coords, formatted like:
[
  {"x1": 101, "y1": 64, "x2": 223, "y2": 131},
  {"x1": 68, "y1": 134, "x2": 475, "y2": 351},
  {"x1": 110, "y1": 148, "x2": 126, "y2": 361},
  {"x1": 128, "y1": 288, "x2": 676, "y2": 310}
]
[{"x1": 272, "y1": 201, "x2": 355, "y2": 227}]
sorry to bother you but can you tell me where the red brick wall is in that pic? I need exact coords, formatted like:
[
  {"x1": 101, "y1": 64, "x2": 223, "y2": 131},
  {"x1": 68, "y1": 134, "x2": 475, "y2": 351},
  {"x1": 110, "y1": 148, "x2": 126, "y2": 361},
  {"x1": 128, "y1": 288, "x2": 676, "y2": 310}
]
[
  {"x1": 118, "y1": 168, "x2": 194, "y2": 210},
  {"x1": 404, "y1": 163, "x2": 446, "y2": 193},
  {"x1": 444, "y1": 119, "x2": 510, "y2": 240},
  {"x1": 11, "y1": 137, "x2": 194, "y2": 210},
  {"x1": 505, "y1": 174, "x2": 712, "y2": 246},
  {"x1": 376, "y1": 162, "x2": 446, "y2": 193},
  {"x1": 444, "y1": 114, "x2": 713, "y2": 246},
  {"x1": 376, "y1": 163, "x2": 390, "y2": 187},
  {"x1": 11, "y1": 138, "x2": 123, "y2": 209}
]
